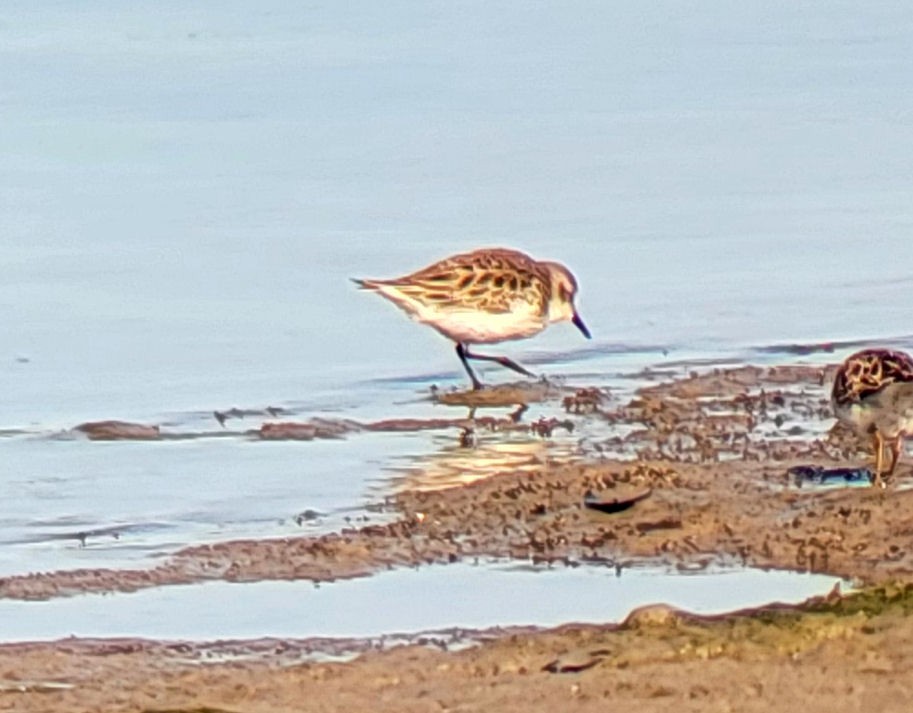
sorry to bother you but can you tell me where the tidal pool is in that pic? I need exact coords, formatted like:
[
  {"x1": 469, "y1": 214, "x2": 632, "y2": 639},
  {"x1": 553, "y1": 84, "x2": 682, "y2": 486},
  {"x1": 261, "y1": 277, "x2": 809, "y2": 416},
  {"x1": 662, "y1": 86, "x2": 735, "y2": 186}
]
[{"x1": 0, "y1": 560, "x2": 846, "y2": 643}]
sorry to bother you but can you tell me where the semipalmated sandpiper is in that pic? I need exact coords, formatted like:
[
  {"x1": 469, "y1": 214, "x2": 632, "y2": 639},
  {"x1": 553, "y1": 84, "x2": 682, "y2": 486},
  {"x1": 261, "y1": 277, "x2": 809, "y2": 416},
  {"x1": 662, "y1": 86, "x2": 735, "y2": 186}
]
[{"x1": 354, "y1": 248, "x2": 590, "y2": 389}]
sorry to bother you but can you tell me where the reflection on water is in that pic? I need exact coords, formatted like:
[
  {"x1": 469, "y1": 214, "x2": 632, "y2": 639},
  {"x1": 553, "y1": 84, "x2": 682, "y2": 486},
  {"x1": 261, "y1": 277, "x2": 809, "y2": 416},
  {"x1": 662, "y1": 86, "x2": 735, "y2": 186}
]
[{"x1": 389, "y1": 437, "x2": 550, "y2": 492}]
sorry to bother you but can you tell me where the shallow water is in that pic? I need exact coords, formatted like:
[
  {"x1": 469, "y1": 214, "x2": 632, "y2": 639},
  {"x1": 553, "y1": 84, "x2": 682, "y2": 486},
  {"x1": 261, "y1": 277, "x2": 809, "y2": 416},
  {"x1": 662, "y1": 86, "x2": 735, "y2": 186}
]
[
  {"x1": 0, "y1": 561, "x2": 845, "y2": 643},
  {"x1": 0, "y1": 2, "x2": 911, "y2": 620},
  {"x1": 0, "y1": 432, "x2": 398, "y2": 576}
]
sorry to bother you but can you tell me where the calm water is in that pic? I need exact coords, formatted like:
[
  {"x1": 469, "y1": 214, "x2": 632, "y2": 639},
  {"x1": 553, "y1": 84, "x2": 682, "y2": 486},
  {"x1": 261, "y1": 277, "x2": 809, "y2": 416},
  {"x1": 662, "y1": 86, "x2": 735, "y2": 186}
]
[
  {"x1": 0, "y1": 3, "x2": 911, "y2": 600},
  {"x1": 0, "y1": 561, "x2": 846, "y2": 642}
]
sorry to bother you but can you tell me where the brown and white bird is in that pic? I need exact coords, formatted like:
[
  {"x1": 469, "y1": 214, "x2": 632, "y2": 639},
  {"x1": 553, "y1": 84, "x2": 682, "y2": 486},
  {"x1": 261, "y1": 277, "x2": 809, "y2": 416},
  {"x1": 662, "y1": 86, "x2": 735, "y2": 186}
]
[
  {"x1": 831, "y1": 348, "x2": 913, "y2": 485},
  {"x1": 354, "y1": 248, "x2": 590, "y2": 389}
]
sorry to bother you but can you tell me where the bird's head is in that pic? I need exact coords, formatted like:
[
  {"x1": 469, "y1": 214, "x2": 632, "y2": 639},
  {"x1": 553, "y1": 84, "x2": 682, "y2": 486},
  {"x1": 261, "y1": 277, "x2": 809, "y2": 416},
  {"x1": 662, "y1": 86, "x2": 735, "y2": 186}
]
[{"x1": 542, "y1": 261, "x2": 590, "y2": 339}]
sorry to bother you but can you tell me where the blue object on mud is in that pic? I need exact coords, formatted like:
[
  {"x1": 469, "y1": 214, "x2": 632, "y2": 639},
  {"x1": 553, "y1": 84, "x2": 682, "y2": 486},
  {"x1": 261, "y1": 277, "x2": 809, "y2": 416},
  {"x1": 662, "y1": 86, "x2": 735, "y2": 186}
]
[{"x1": 788, "y1": 465, "x2": 874, "y2": 487}]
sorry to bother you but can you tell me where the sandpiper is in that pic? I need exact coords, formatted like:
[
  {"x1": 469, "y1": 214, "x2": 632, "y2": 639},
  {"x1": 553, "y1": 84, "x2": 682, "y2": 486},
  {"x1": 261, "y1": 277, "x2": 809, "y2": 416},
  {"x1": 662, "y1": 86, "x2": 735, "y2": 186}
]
[
  {"x1": 831, "y1": 348, "x2": 913, "y2": 486},
  {"x1": 354, "y1": 247, "x2": 590, "y2": 389}
]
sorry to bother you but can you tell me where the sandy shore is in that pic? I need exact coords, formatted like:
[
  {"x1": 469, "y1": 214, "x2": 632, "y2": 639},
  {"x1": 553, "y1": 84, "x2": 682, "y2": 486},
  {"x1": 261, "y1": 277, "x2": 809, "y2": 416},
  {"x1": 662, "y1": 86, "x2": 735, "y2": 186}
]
[{"x1": 4, "y1": 362, "x2": 913, "y2": 712}]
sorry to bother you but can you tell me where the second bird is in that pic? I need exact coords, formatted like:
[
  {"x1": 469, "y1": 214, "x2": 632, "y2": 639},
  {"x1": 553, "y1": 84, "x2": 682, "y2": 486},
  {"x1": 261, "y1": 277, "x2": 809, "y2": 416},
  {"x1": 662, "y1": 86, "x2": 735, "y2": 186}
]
[
  {"x1": 832, "y1": 348, "x2": 913, "y2": 486},
  {"x1": 354, "y1": 248, "x2": 591, "y2": 390}
]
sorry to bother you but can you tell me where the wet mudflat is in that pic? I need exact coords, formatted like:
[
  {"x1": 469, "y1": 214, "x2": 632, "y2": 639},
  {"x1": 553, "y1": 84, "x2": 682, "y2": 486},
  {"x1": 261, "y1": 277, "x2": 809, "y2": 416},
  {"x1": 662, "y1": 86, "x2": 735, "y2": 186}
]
[
  {"x1": 4, "y1": 361, "x2": 910, "y2": 602},
  {"x1": 5, "y1": 359, "x2": 913, "y2": 712}
]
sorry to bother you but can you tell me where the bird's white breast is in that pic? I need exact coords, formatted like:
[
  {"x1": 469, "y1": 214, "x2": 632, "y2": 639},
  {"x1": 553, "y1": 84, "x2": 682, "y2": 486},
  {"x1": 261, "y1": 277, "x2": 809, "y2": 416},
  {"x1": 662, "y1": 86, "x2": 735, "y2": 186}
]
[{"x1": 416, "y1": 304, "x2": 546, "y2": 344}]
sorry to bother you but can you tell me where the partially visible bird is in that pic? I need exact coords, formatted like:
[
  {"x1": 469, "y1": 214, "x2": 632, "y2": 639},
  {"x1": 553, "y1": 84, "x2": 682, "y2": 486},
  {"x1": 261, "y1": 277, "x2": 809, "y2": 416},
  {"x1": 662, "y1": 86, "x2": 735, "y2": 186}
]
[
  {"x1": 832, "y1": 347, "x2": 913, "y2": 486},
  {"x1": 354, "y1": 247, "x2": 591, "y2": 389}
]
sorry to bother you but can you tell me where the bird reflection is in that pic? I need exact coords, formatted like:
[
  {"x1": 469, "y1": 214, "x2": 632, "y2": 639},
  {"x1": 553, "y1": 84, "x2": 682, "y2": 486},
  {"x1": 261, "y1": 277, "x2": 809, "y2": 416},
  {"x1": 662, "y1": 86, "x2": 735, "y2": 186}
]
[{"x1": 389, "y1": 402, "x2": 577, "y2": 492}]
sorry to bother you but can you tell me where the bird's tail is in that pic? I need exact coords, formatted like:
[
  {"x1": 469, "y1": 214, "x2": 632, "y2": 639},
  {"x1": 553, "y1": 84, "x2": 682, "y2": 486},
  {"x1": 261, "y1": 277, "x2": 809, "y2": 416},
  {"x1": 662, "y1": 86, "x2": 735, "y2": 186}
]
[{"x1": 351, "y1": 278, "x2": 372, "y2": 289}]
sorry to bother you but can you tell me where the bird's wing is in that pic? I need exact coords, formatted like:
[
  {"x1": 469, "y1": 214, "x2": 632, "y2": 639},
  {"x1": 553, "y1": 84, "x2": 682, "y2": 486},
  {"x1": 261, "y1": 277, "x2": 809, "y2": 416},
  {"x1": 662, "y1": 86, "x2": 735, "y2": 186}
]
[
  {"x1": 382, "y1": 251, "x2": 549, "y2": 314},
  {"x1": 834, "y1": 349, "x2": 913, "y2": 404}
]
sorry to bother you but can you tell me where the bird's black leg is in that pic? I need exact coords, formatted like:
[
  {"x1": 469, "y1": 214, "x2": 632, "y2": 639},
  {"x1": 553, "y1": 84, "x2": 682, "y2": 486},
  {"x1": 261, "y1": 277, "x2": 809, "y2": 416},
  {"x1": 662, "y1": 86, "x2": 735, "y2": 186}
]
[
  {"x1": 455, "y1": 343, "x2": 484, "y2": 390},
  {"x1": 462, "y1": 346, "x2": 537, "y2": 379}
]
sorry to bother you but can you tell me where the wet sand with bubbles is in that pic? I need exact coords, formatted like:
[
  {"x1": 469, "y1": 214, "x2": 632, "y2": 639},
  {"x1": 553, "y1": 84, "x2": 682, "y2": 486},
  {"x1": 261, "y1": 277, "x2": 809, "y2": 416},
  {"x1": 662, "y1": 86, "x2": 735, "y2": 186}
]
[{"x1": 5, "y1": 360, "x2": 913, "y2": 712}]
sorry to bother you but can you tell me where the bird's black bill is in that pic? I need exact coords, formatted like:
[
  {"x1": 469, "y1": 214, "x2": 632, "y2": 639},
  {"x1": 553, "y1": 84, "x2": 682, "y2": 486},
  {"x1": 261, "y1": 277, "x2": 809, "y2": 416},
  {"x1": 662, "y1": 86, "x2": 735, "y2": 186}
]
[{"x1": 572, "y1": 312, "x2": 591, "y2": 339}]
